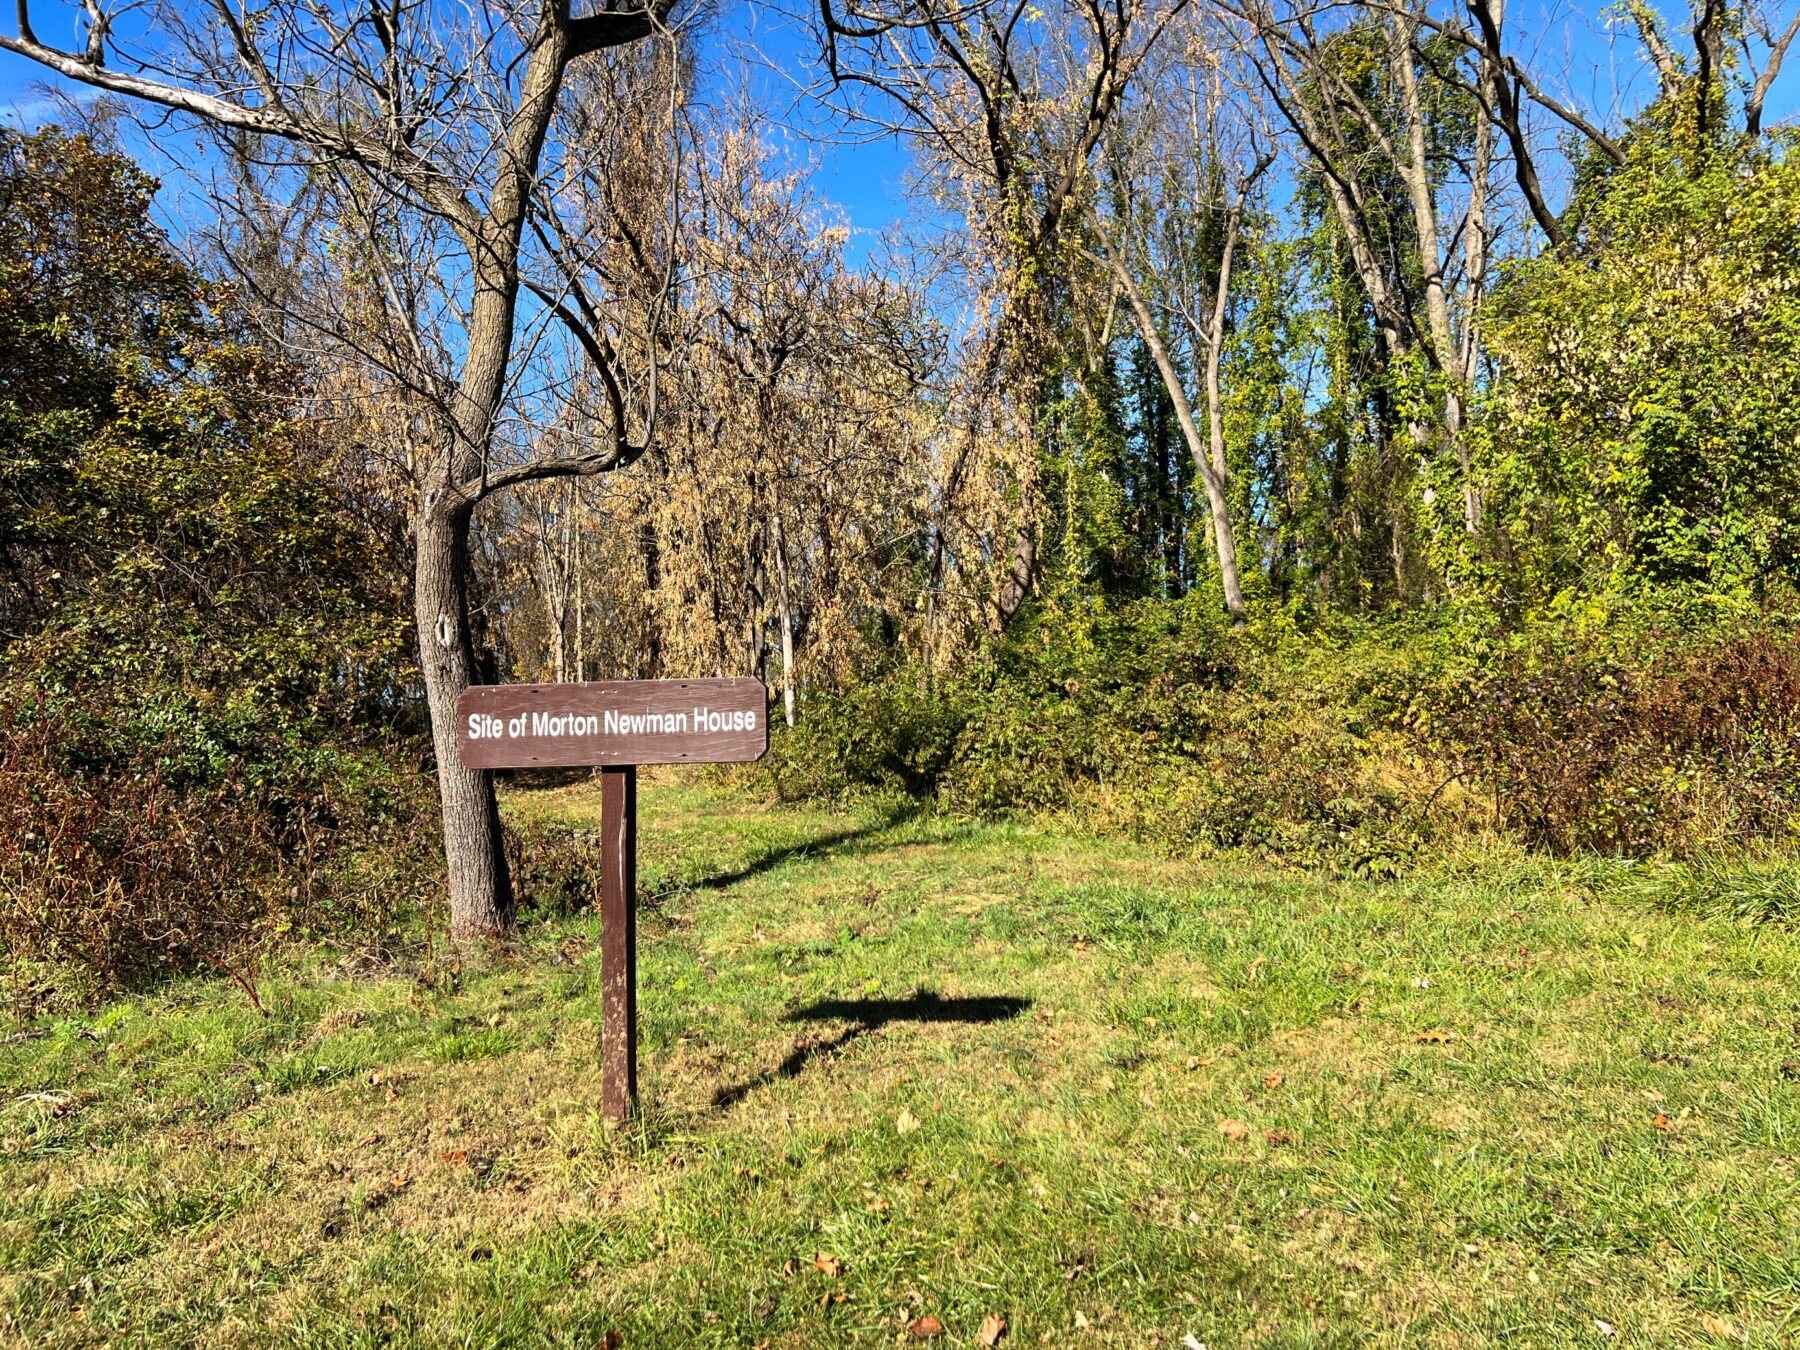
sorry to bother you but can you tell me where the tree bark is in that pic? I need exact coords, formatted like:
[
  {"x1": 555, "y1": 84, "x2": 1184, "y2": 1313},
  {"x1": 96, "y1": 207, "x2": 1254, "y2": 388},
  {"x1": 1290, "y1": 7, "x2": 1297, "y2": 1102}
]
[
  {"x1": 1101, "y1": 243, "x2": 1247, "y2": 622},
  {"x1": 1202, "y1": 204, "x2": 1249, "y2": 622},
  {"x1": 772, "y1": 510, "x2": 798, "y2": 727},
  {"x1": 415, "y1": 500, "x2": 513, "y2": 939}
]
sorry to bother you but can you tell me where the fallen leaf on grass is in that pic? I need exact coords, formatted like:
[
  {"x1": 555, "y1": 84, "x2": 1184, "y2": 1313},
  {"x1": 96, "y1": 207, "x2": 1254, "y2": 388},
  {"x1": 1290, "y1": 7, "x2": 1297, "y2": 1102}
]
[
  {"x1": 1245, "y1": 955, "x2": 1268, "y2": 980},
  {"x1": 866, "y1": 1197, "x2": 890, "y2": 1214},
  {"x1": 978, "y1": 1313, "x2": 1007, "y2": 1345},
  {"x1": 813, "y1": 1252, "x2": 844, "y2": 1277},
  {"x1": 1218, "y1": 1119, "x2": 1250, "y2": 1141},
  {"x1": 896, "y1": 1109, "x2": 920, "y2": 1136},
  {"x1": 441, "y1": 1149, "x2": 467, "y2": 1165},
  {"x1": 907, "y1": 1315, "x2": 944, "y2": 1338},
  {"x1": 1265, "y1": 1128, "x2": 1298, "y2": 1147},
  {"x1": 1596, "y1": 1318, "x2": 1617, "y2": 1338},
  {"x1": 1701, "y1": 1313, "x2": 1738, "y2": 1339},
  {"x1": 389, "y1": 1174, "x2": 411, "y2": 1190},
  {"x1": 1412, "y1": 1029, "x2": 1456, "y2": 1044},
  {"x1": 1652, "y1": 1114, "x2": 1672, "y2": 1131},
  {"x1": 599, "y1": 1333, "x2": 621, "y2": 1350},
  {"x1": 1262, "y1": 1072, "x2": 1284, "y2": 1089},
  {"x1": 817, "y1": 1292, "x2": 847, "y2": 1308}
]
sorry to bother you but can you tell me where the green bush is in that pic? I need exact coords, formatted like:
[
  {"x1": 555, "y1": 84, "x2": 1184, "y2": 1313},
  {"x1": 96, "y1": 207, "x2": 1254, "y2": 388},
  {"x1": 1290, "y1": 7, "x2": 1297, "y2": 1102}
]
[
  {"x1": 770, "y1": 596, "x2": 1800, "y2": 872},
  {"x1": 0, "y1": 128, "x2": 424, "y2": 986},
  {"x1": 762, "y1": 663, "x2": 970, "y2": 801}
]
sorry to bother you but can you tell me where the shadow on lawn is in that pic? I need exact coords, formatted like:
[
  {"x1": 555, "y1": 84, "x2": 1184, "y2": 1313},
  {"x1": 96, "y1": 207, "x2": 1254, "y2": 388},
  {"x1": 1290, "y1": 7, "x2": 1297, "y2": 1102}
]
[
  {"x1": 711, "y1": 989, "x2": 1031, "y2": 1110},
  {"x1": 683, "y1": 800, "x2": 925, "y2": 893}
]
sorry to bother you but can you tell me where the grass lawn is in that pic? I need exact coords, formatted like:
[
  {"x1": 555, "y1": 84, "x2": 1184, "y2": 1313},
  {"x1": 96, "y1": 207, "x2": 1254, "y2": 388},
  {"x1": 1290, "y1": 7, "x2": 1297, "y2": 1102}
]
[{"x1": 3, "y1": 773, "x2": 1798, "y2": 1347}]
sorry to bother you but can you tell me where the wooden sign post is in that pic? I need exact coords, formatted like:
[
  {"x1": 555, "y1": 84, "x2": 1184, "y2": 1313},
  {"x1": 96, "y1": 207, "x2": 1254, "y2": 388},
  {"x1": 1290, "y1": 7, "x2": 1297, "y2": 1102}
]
[{"x1": 457, "y1": 678, "x2": 768, "y2": 1120}]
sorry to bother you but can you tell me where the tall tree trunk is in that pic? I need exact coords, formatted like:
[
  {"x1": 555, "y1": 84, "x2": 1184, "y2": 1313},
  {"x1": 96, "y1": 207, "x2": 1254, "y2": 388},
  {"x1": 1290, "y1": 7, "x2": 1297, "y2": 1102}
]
[
  {"x1": 1202, "y1": 204, "x2": 1249, "y2": 622},
  {"x1": 1102, "y1": 246, "x2": 1247, "y2": 622},
  {"x1": 1389, "y1": 9, "x2": 1478, "y2": 539},
  {"x1": 415, "y1": 500, "x2": 513, "y2": 940},
  {"x1": 772, "y1": 510, "x2": 798, "y2": 728}
]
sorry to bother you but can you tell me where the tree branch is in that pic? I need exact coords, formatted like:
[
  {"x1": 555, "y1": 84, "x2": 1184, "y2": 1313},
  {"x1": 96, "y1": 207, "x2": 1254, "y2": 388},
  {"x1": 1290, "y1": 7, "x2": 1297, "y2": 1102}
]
[{"x1": 0, "y1": 10, "x2": 486, "y2": 244}]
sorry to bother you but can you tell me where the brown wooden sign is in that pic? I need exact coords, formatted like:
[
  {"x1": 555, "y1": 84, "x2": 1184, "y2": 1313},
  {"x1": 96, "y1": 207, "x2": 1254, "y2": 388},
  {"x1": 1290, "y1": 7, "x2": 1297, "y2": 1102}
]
[
  {"x1": 456, "y1": 677, "x2": 767, "y2": 770},
  {"x1": 454, "y1": 677, "x2": 767, "y2": 1122}
]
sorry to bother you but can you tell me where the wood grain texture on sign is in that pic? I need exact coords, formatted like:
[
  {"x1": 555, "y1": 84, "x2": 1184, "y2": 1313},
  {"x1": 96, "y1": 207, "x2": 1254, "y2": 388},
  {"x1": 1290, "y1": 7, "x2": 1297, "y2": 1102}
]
[{"x1": 456, "y1": 678, "x2": 768, "y2": 769}]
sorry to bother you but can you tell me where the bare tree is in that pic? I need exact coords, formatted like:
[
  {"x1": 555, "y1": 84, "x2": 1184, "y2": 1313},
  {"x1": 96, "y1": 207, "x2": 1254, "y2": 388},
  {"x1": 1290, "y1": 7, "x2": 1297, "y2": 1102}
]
[
  {"x1": 1085, "y1": 25, "x2": 1272, "y2": 621},
  {"x1": 3, "y1": 0, "x2": 677, "y2": 938},
  {"x1": 808, "y1": 0, "x2": 1188, "y2": 637}
]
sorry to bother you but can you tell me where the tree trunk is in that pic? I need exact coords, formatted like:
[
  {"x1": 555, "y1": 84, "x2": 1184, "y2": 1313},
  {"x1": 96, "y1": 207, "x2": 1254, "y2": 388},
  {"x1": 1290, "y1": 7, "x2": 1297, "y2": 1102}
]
[
  {"x1": 415, "y1": 500, "x2": 513, "y2": 940},
  {"x1": 772, "y1": 510, "x2": 798, "y2": 728},
  {"x1": 1103, "y1": 246, "x2": 1246, "y2": 622},
  {"x1": 994, "y1": 519, "x2": 1038, "y2": 631},
  {"x1": 1202, "y1": 205, "x2": 1249, "y2": 623}
]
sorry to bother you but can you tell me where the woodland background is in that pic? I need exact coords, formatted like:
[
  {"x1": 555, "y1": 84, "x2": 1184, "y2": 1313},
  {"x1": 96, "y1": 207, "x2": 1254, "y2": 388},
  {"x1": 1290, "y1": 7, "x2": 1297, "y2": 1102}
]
[{"x1": 4, "y1": 0, "x2": 1800, "y2": 987}]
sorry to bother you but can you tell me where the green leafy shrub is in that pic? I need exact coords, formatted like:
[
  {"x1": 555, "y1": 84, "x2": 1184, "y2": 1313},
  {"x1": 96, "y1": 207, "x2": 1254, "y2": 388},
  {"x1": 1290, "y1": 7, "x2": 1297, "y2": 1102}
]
[
  {"x1": 766, "y1": 603, "x2": 1445, "y2": 869},
  {"x1": 0, "y1": 129, "x2": 423, "y2": 985},
  {"x1": 772, "y1": 597, "x2": 1800, "y2": 871},
  {"x1": 503, "y1": 812, "x2": 606, "y2": 917},
  {"x1": 761, "y1": 662, "x2": 970, "y2": 801}
]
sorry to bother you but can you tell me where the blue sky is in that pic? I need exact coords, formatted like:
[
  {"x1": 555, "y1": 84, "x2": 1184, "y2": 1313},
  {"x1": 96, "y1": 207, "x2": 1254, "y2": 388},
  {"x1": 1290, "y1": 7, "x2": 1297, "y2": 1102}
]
[
  {"x1": 1, "y1": 0, "x2": 1791, "y2": 254},
  {"x1": 697, "y1": 1, "x2": 922, "y2": 260},
  {"x1": 0, "y1": 0, "x2": 921, "y2": 262}
]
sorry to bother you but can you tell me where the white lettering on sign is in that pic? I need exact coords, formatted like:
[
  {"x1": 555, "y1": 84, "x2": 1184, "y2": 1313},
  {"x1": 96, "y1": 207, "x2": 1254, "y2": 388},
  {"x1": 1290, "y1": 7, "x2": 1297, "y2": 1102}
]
[
  {"x1": 467, "y1": 712, "x2": 507, "y2": 740},
  {"x1": 604, "y1": 709, "x2": 689, "y2": 735},
  {"x1": 458, "y1": 679, "x2": 767, "y2": 769},
  {"x1": 693, "y1": 706, "x2": 758, "y2": 733},
  {"x1": 531, "y1": 711, "x2": 600, "y2": 737},
  {"x1": 468, "y1": 706, "x2": 758, "y2": 740}
]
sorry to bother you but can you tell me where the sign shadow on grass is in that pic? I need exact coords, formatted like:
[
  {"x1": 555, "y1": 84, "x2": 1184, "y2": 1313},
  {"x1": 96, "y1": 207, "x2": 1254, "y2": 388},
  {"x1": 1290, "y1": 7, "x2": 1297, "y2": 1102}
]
[{"x1": 711, "y1": 989, "x2": 1032, "y2": 1110}]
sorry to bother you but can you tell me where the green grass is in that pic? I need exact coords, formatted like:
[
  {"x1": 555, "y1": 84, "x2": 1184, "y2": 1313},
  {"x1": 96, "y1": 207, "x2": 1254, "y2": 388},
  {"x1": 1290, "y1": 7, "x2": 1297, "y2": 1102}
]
[{"x1": 3, "y1": 772, "x2": 1799, "y2": 1347}]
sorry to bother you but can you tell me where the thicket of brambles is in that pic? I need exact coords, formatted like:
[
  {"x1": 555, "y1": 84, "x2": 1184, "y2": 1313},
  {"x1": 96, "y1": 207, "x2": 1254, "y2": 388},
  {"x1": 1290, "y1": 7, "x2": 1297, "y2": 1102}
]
[{"x1": 4, "y1": 0, "x2": 1800, "y2": 986}]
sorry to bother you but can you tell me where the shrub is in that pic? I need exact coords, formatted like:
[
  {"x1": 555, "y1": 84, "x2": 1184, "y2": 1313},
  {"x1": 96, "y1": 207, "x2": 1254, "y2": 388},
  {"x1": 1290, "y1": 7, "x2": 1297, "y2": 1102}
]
[
  {"x1": 0, "y1": 129, "x2": 422, "y2": 987},
  {"x1": 503, "y1": 811, "x2": 607, "y2": 918},
  {"x1": 761, "y1": 663, "x2": 970, "y2": 801},
  {"x1": 771, "y1": 598, "x2": 1800, "y2": 870},
  {"x1": 0, "y1": 694, "x2": 434, "y2": 987},
  {"x1": 1423, "y1": 626, "x2": 1800, "y2": 855}
]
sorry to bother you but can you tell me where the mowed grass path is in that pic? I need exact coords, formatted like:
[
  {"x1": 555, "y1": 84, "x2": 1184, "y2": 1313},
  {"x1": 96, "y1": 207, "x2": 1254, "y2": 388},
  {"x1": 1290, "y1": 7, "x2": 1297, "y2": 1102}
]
[{"x1": 3, "y1": 775, "x2": 1799, "y2": 1347}]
